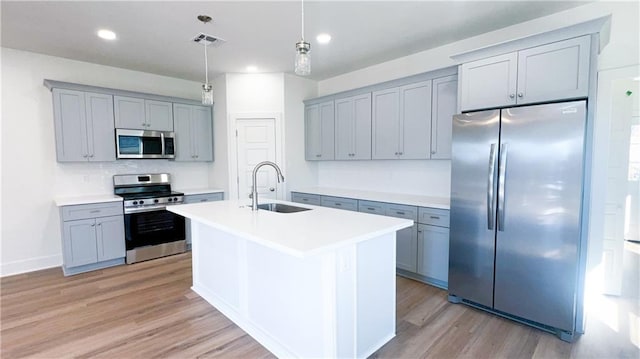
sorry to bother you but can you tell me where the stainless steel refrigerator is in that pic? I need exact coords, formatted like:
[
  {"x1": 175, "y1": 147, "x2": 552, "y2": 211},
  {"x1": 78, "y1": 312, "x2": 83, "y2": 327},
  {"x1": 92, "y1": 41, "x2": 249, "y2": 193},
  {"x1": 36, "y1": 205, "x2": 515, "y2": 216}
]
[{"x1": 448, "y1": 100, "x2": 587, "y2": 341}]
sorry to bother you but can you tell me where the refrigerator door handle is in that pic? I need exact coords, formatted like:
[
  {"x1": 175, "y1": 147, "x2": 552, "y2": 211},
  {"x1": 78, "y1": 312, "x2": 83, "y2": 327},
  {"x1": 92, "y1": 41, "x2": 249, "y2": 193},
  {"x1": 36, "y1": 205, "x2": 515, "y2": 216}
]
[
  {"x1": 498, "y1": 143, "x2": 508, "y2": 231},
  {"x1": 487, "y1": 143, "x2": 498, "y2": 230}
]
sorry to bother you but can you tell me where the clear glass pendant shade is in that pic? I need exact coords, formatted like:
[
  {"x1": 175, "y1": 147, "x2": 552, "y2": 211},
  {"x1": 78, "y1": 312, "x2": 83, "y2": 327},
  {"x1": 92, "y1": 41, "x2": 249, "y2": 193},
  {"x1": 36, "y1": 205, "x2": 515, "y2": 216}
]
[
  {"x1": 201, "y1": 83, "x2": 213, "y2": 105},
  {"x1": 295, "y1": 41, "x2": 311, "y2": 76}
]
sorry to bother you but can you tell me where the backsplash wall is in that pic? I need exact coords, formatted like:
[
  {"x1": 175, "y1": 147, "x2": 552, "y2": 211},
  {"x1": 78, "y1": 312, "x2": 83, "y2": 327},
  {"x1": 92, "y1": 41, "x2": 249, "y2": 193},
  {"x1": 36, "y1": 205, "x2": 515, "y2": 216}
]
[{"x1": 317, "y1": 160, "x2": 451, "y2": 197}]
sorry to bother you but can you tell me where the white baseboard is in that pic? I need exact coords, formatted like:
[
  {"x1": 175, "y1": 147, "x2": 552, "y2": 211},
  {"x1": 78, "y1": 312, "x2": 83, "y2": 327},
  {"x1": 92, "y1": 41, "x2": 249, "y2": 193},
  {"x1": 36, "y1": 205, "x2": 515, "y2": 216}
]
[{"x1": 0, "y1": 254, "x2": 62, "y2": 277}]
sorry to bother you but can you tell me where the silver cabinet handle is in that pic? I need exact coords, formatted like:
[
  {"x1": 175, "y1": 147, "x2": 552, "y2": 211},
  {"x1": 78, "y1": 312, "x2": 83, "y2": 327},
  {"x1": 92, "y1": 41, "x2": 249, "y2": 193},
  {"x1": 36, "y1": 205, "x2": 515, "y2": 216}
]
[
  {"x1": 399, "y1": 152, "x2": 403, "y2": 155},
  {"x1": 487, "y1": 143, "x2": 497, "y2": 230},
  {"x1": 89, "y1": 154, "x2": 94, "y2": 158},
  {"x1": 316, "y1": 154, "x2": 321, "y2": 157},
  {"x1": 269, "y1": 188, "x2": 275, "y2": 192},
  {"x1": 335, "y1": 203, "x2": 342, "y2": 206},
  {"x1": 90, "y1": 210, "x2": 101, "y2": 213},
  {"x1": 509, "y1": 94, "x2": 515, "y2": 99},
  {"x1": 394, "y1": 152, "x2": 398, "y2": 155},
  {"x1": 498, "y1": 143, "x2": 508, "y2": 231},
  {"x1": 431, "y1": 150, "x2": 436, "y2": 155},
  {"x1": 396, "y1": 211, "x2": 405, "y2": 215},
  {"x1": 367, "y1": 207, "x2": 375, "y2": 211},
  {"x1": 430, "y1": 216, "x2": 440, "y2": 219},
  {"x1": 91, "y1": 223, "x2": 96, "y2": 227},
  {"x1": 517, "y1": 93, "x2": 524, "y2": 98},
  {"x1": 200, "y1": 199, "x2": 208, "y2": 202}
]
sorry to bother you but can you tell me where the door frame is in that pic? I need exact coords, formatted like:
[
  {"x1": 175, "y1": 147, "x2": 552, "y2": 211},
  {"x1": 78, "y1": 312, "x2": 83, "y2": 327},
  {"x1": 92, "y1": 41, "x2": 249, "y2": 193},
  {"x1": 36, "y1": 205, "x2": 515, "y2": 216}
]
[
  {"x1": 587, "y1": 64, "x2": 640, "y2": 295},
  {"x1": 228, "y1": 112, "x2": 286, "y2": 201}
]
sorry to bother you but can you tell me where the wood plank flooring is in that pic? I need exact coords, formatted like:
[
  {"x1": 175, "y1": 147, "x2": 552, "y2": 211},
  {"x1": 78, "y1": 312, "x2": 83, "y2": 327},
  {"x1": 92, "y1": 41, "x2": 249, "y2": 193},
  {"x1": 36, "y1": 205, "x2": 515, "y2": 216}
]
[{"x1": 1, "y1": 248, "x2": 638, "y2": 358}]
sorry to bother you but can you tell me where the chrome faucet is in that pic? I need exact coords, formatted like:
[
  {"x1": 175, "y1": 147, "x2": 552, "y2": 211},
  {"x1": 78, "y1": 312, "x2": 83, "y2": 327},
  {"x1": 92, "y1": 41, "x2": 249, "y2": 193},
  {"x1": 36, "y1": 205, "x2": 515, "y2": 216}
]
[{"x1": 251, "y1": 161, "x2": 285, "y2": 210}]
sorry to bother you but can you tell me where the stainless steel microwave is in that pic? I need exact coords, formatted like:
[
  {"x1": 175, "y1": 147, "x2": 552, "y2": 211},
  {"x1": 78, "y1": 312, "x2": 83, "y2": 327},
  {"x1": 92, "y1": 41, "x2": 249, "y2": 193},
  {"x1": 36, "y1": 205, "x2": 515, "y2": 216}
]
[{"x1": 115, "y1": 129, "x2": 175, "y2": 159}]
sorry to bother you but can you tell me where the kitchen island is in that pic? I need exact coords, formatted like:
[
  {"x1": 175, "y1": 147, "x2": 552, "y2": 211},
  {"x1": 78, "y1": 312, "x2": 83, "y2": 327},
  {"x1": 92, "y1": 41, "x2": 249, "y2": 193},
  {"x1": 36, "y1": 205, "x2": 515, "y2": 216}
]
[{"x1": 168, "y1": 199, "x2": 413, "y2": 359}]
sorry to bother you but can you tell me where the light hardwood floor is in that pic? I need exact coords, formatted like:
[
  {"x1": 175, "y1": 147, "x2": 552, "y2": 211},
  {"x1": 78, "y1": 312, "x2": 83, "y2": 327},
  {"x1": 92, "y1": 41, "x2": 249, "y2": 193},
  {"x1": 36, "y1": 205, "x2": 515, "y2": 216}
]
[{"x1": 1, "y1": 248, "x2": 638, "y2": 358}]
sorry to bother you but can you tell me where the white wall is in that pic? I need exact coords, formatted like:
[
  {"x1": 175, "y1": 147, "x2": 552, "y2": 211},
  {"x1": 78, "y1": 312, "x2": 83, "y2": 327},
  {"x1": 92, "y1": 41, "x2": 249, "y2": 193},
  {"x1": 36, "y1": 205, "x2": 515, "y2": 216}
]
[
  {"x1": 0, "y1": 48, "x2": 214, "y2": 276},
  {"x1": 283, "y1": 74, "x2": 318, "y2": 198},
  {"x1": 318, "y1": 1, "x2": 639, "y2": 95}
]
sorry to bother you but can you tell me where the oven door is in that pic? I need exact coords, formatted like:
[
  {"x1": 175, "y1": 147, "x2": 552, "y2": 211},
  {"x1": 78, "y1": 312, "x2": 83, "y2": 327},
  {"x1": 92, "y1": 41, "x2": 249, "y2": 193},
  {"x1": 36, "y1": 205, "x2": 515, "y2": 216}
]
[{"x1": 124, "y1": 207, "x2": 185, "y2": 250}]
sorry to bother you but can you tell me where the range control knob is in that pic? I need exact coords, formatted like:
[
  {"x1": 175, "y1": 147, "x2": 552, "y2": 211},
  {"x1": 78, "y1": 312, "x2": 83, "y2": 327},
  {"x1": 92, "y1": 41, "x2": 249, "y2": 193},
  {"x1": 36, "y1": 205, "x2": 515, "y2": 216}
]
[
  {"x1": 167, "y1": 198, "x2": 173, "y2": 202},
  {"x1": 132, "y1": 201, "x2": 138, "y2": 205},
  {"x1": 154, "y1": 199, "x2": 159, "y2": 203},
  {"x1": 173, "y1": 197, "x2": 178, "y2": 202},
  {"x1": 139, "y1": 200, "x2": 144, "y2": 205}
]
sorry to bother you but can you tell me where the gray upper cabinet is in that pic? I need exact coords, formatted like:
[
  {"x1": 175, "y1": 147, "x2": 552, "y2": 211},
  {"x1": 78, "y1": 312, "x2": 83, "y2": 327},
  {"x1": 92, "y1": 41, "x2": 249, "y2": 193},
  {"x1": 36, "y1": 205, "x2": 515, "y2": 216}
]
[
  {"x1": 114, "y1": 96, "x2": 173, "y2": 131},
  {"x1": 430, "y1": 76, "x2": 458, "y2": 159},
  {"x1": 173, "y1": 103, "x2": 213, "y2": 162},
  {"x1": 460, "y1": 52, "x2": 518, "y2": 111},
  {"x1": 516, "y1": 35, "x2": 590, "y2": 105},
  {"x1": 305, "y1": 101, "x2": 335, "y2": 161},
  {"x1": 52, "y1": 89, "x2": 115, "y2": 162},
  {"x1": 372, "y1": 81, "x2": 433, "y2": 160},
  {"x1": 460, "y1": 35, "x2": 590, "y2": 111},
  {"x1": 335, "y1": 93, "x2": 372, "y2": 160}
]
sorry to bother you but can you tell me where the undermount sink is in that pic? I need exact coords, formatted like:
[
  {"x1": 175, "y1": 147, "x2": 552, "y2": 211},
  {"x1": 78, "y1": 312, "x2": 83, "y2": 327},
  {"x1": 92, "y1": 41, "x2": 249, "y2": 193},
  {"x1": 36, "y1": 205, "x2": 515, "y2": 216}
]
[{"x1": 257, "y1": 203, "x2": 311, "y2": 213}]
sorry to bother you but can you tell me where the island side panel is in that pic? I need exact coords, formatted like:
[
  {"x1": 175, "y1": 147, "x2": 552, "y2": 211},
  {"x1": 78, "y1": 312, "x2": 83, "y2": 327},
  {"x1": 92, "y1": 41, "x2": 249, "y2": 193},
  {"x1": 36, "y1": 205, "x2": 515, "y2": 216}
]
[
  {"x1": 190, "y1": 221, "x2": 338, "y2": 358},
  {"x1": 356, "y1": 232, "x2": 397, "y2": 357}
]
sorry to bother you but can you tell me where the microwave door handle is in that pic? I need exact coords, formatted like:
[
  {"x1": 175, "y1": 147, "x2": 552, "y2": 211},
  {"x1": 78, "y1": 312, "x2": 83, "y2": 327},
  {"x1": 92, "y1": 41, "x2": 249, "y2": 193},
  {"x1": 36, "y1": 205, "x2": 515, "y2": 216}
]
[{"x1": 160, "y1": 132, "x2": 165, "y2": 156}]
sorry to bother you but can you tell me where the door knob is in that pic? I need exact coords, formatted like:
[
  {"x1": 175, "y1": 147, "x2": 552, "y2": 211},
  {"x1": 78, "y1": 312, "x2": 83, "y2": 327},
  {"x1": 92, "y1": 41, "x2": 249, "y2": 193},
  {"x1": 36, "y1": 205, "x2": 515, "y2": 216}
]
[
  {"x1": 269, "y1": 188, "x2": 275, "y2": 192},
  {"x1": 517, "y1": 93, "x2": 524, "y2": 98}
]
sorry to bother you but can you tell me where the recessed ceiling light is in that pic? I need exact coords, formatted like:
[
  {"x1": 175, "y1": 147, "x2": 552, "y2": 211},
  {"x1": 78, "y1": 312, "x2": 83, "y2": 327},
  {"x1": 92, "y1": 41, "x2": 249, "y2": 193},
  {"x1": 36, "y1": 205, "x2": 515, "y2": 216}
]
[
  {"x1": 316, "y1": 33, "x2": 331, "y2": 44},
  {"x1": 97, "y1": 29, "x2": 117, "y2": 40},
  {"x1": 246, "y1": 66, "x2": 258, "y2": 72}
]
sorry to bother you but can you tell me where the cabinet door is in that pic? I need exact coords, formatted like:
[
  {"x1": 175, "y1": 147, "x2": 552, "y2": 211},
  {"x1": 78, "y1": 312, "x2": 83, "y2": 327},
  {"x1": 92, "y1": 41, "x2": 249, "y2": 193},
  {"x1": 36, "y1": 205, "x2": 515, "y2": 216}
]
[
  {"x1": 417, "y1": 224, "x2": 450, "y2": 283},
  {"x1": 516, "y1": 35, "x2": 590, "y2": 105},
  {"x1": 291, "y1": 192, "x2": 321, "y2": 206},
  {"x1": 145, "y1": 100, "x2": 174, "y2": 131},
  {"x1": 335, "y1": 97, "x2": 354, "y2": 160},
  {"x1": 352, "y1": 93, "x2": 372, "y2": 160},
  {"x1": 306, "y1": 102, "x2": 335, "y2": 161},
  {"x1": 52, "y1": 89, "x2": 90, "y2": 162},
  {"x1": 173, "y1": 103, "x2": 194, "y2": 161},
  {"x1": 460, "y1": 52, "x2": 517, "y2": 111},
  {"x1": 430, "y1": 76, "x2": 457, "y2": 160},
  {"x1": 400, "y1": 81, "x2": 432, "y2": 159},
  {"x1": 63, "y1": 218, "x2": 98, "y2": 267},
  {"x1": 184, "y1": 192, "x2": 224, "y2": 204},
  {"x1": 396, "y1": 224, "x2": 418, "y2": 272},
  {"x1": 192, "y1": 105, "x2": 213, "y2": 161},
  {"x1": 85, "y1": 92, "x2": 116, "y2": 162},
  {"x1": 96, "y1": 215, "x2": 125, "y2": 261},
  {"x1": 114, "y1": 96, "x2": 146, "y2": 130},
  {"x1": 372, "y1": 88, "x2": 400, "y2": 159}
]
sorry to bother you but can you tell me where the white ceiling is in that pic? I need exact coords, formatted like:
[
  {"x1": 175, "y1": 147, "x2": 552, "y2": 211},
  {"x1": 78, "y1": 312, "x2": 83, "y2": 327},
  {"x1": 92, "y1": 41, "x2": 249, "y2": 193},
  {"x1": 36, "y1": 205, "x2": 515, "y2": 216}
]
[{"x1": 1, "y1": 1, "x2": 589, "y2": 82}]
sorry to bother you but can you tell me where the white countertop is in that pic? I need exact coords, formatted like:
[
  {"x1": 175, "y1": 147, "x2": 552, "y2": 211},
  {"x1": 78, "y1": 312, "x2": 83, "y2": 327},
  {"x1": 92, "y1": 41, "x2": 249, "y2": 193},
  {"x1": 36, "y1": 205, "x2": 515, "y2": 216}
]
[
  {"x1": 168, "y1": 199, "x2": 413, "y2": 257},
  {"x1": 177, "y1": 187, "x2": 225, "y2": 196},
  {"x1": 292, "y1": 187, "x2": 450, "y2": 209},
  {"x1": 55, "y1": 194, "x2": 123, "y2": 207}
]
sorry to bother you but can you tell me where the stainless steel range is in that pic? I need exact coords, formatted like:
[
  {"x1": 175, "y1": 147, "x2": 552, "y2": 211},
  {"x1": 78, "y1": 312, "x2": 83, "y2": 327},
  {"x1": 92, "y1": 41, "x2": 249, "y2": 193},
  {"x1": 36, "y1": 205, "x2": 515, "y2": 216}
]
[{"x1": 113, "y1": 173, "x2": 186, "y2": 264}]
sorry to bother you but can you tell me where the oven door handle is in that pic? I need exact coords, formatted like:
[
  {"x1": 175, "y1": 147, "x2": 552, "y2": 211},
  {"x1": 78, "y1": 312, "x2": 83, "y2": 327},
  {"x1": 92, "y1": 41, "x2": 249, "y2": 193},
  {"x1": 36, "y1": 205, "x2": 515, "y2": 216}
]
[{"x1": 124, "y1": 205, "x2": 170, "y2": 214}]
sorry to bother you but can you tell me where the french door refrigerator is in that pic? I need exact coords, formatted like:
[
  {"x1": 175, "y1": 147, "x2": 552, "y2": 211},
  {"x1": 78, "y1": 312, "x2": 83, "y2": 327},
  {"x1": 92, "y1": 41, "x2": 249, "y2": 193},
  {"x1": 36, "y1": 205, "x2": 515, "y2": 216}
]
[{"x1": 448, "y1": 100, "x2": 587, "y2": 341}]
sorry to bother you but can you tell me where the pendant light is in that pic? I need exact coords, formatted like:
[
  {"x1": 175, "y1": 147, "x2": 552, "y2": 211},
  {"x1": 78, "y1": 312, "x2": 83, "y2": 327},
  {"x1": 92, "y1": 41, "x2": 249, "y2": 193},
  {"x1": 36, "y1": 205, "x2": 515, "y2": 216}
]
[
  {"x1": 294, "y1": 0, "x2": 310, "y2": 76},
  {"x1": 198, "y1": 15, "x2": 214, "y2": 105}
]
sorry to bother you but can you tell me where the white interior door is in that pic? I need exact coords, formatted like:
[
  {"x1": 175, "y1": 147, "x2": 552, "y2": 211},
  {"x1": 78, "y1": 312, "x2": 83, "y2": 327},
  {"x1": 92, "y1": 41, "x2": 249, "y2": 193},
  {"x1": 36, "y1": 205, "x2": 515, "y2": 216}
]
[
  {"x1": 235, "y1": 118, "x2": 278, "y2": 201},
  {"x1": 602, "y1": 78, "x2": 636, "y2": 295}
]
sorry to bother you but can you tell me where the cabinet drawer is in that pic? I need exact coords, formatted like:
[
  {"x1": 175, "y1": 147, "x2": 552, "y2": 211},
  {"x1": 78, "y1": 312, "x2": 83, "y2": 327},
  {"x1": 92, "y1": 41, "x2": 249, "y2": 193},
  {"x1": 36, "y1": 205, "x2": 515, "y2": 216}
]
[
  {"x1": 321, "y1": 196, "x2": 358, "y2": 212},
  {"x1": 184, "y1": 192, "x2": 224, "y2": 204},
  {"x1": 358, "y1": 200, "x2": 387, "y2": 215},
  {"x1": 386, "y1": 203, "x2": 418, "y2": 221},
  {"x1": 418, "y1": 207, "x2": 450, "y2": 227},
  {"x1": 291, "y1": 192, "x2": 321, "y2": 206},
  {"x1": 61, "y1": 202, "x2": 123, "y2": 221}
]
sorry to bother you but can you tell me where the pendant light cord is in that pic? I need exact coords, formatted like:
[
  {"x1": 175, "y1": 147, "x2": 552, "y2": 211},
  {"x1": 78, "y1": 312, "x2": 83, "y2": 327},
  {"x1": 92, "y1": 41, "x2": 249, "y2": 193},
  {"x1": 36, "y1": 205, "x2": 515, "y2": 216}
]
[
  {"x1": 204, "y1": 40, "x2": 209, "y2": 84},
  {"x1": 301, "y1": 0, "x2": 304, "y2": 41}
]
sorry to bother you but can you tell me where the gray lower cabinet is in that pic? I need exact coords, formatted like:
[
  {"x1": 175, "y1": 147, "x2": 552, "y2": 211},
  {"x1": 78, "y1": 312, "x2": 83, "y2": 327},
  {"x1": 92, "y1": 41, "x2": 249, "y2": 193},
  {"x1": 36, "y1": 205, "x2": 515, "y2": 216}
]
[
  {"x1": 52, "y1": 89, "x2": 115, "y2": 162},
  {"x1": 291, "y1": 192, "x2": 321, "y2": 206},
  {"x1": 320, "y1": 196, "x2": 358, "y2": 211},
  {"x1": 173, "y1": 103, "x2": 214, "y2": 162},
  {"x1": 60, "y1": 202, "x2": 125, "y2": 275},
  {"x1": 114, "y1": 96, "x2": 173, "y2": 131},
  {"x1": 292, "y1": 191, "x2": 450, "y2": 288},
  {"x1": 183, "y1": 192, "x2": 224, "y2": 249}
]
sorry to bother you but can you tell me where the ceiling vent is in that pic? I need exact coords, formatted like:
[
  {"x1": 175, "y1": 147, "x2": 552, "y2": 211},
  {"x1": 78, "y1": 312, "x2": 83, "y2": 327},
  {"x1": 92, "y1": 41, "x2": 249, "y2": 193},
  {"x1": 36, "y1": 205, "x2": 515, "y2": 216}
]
[{"x1": 192, "y1": 33, "x2": 226, "y2": 47}]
